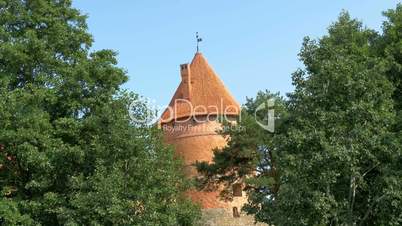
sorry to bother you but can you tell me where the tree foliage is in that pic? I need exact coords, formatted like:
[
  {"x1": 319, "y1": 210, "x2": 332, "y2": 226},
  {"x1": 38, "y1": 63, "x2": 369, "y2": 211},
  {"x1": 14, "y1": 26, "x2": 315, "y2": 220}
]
[
  {"x1": 381, "y1": 4, "x2": 402, "y2": 136},
  {"x1": 0, "y1": 0, "x2": 199, "y2": 225},
  {"x1": 196, "y1": 91, "x2": 288, "y2": 223},
  {"x1": 197, "y1": 7, "x2": 402, "y2": 226}
]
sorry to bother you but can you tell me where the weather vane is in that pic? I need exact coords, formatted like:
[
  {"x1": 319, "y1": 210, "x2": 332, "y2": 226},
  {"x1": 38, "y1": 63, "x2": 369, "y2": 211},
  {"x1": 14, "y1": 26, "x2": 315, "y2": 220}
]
[{"x1": 196, "y1": 32, "x2": 202, "y2": 52}]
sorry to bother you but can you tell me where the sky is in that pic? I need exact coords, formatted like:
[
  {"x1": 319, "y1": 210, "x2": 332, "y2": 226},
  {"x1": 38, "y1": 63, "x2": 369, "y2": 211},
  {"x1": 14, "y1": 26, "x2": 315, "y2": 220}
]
[{"x1": 73, "y1": 0, "x2": 401, "y2": 107}]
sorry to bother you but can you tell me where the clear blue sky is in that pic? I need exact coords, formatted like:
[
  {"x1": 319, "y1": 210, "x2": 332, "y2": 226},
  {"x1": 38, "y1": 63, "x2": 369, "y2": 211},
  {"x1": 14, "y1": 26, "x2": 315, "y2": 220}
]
[{"x1": 73, "y1": 0, "x2": 400, "y2": 106}]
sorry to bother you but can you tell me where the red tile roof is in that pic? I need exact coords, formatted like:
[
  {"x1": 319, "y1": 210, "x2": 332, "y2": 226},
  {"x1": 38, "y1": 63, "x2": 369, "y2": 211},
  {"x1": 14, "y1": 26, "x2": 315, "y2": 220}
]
[{"x1": 160, "y1": 53, "x2": 240, "y2": 123}]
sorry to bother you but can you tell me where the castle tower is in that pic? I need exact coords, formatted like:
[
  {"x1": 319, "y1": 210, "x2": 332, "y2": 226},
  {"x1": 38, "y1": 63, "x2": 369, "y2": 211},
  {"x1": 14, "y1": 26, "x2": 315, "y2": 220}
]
[{"x1": 160, "y1": 53, "x2": 265, "y2": 225}]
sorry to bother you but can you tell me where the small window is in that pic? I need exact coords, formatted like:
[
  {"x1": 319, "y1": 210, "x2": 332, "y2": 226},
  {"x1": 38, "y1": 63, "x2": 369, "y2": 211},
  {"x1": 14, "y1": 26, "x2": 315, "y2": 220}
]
[
  {"x1": 233, "y1": 207, "x2": 240, "y2": 218},
  {"x1": 233, "y1": 183, "x2": 242, "y2": 197}
]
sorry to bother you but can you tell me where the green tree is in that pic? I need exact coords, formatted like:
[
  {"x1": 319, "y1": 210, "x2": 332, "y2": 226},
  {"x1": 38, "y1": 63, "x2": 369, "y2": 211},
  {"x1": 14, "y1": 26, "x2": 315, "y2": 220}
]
[
  {"x1": 381, "y1": 4, "x2": 402, "y2": 135},
  {"x1": 276, "y1": 12, "x2": 400, "y2": 225},
  {"x1": 197, "y1": 11, "x2": 402, "y2": 226},
  {"x1": 0, "y1": 0, "x2": 199, "y2": 225},
  {"x1": 196, "y1": 91, "x2": 288, "y2": 223},
  {"x1": 379, "y1": 4, "x2": 402, "y2": 128}
]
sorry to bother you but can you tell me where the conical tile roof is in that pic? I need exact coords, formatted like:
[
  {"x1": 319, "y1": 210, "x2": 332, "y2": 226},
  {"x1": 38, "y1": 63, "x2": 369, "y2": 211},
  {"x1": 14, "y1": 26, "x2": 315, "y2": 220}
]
[{"x1": 160, "y1": 53, "x2": 240, "y2": 122}]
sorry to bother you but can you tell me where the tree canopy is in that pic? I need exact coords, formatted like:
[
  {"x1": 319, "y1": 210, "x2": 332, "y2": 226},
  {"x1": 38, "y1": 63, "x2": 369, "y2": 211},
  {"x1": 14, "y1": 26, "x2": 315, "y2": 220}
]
[
  {"x1": 197, "y1": 7, "x2": 402, "y2": 226},
  {"x1": 0, "y1": 0, "x2": 199, "y2": 225}
]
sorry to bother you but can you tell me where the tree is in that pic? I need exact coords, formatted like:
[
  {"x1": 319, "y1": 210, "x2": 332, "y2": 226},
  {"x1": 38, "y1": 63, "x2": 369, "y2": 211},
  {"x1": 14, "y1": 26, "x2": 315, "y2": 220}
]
[
  {"x1": 197, "y1": 11, "x2": 402, "y2": 226},
  {"x1": 196, "y1": 91, "x2": 288, "y2": 223},
  {"x1": 380, "y1": 4, "x2": 402, "y2": 137},
  {"x1": 277, "y1": 12, "x2": 400, "y2": 225},
  {"x1": 0, "y1": 0, "x2": 199, "y2": 225}
]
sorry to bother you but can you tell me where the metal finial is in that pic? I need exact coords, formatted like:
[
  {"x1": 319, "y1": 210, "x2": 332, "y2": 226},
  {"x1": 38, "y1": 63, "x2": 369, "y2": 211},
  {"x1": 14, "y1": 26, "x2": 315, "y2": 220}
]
[{"x1": 196, "y1": 32, "x2": 202, "y2": 52}]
